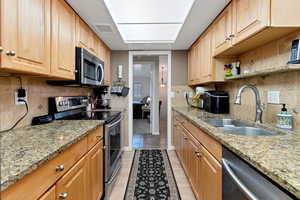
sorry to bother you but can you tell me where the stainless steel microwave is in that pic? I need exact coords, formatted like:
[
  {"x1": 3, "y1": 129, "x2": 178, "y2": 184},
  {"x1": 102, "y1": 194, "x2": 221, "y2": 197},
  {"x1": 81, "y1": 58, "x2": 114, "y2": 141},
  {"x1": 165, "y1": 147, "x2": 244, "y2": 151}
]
[{"x1": 48, "y1": 47, "x2": 104, "y2": 88}]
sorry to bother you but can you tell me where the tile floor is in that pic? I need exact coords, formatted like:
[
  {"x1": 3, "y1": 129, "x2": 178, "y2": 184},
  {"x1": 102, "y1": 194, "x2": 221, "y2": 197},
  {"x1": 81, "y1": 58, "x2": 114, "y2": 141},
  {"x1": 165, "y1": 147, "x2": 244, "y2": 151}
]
[
  {"x1": 132, "y1": 119, "x2": 167, "y2": 149},
  {"x1": 108, "y1": 150, "x2": 196, "y2": 200}
]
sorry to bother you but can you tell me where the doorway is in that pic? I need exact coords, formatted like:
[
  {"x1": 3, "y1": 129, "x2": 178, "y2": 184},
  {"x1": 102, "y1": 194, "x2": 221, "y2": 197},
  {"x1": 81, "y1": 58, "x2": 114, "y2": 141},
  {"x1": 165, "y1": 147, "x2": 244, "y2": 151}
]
[{"x1": 128, "y1": 51, "x2": 172, "y2": 150}]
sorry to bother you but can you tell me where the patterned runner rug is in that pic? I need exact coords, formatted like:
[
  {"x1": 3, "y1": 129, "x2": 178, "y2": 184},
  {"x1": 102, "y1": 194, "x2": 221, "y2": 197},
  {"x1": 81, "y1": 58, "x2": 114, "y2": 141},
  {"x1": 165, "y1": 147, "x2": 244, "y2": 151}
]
[{"x1": 124, "y1": 150, "x2": 181, "y2": 200}]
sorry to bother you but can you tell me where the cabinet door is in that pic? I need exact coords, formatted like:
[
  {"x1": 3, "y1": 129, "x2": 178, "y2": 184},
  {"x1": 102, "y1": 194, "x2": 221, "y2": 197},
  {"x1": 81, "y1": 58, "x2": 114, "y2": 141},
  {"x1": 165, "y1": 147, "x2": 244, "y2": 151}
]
[
  {"x1": 200, "y1": 30, "x2": 213, "y2": 83},
  {"x1": 51, "y1": 0, "x2": 76, "y2": 80},
  {"x1": 76, "y1": 17, "x2": 91, "y2": 50},
  {"x1": 103, "y1": 46, "x2": 111, "y2": 86},
  {"x1": 56, "y1": 156, "x2": 88, "y2": 200},
  {"x1": 200, "y1": 146, "x2": 222, "y2": 200},
  {"x1": 213, "y1": 3, "x2": 233, "y2": 56},
  {"x1": 39, "y1": 186, "x2": 55, "y2": 200},
  {"x1": 89, "y1": 33, "x2": 98, "y2": 55},
  {"x1": 188, "y1": 138, "x2": 202, "y2": 200},
  {"x1": 87, "y1": 140, "x2": 104, "y2": 200},
  {"x1": 187, "y1": 50, "x2": 194, "y2": 84},
  {"x1": 1, "y1": 0, "x2": 51, "y2": 75},
  {"x1": 232, "y1": 0, "x2": 270, "y2": 44}
]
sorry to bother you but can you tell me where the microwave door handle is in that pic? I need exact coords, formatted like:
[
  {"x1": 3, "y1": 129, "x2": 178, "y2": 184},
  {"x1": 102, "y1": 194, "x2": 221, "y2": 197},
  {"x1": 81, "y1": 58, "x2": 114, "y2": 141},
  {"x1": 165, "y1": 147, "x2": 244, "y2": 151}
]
[
  {"x1": 97, "y1": 64, "x2": 104, "y2": 85},
  {"x1": 222, "y1": 159, "x2": 259, "y2": 200}
]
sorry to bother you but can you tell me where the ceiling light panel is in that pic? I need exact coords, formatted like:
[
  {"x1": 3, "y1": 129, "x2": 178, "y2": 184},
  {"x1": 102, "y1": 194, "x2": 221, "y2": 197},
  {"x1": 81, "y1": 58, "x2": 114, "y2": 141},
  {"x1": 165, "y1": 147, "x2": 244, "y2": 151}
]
[
  {"x1": 104, "y1": 0, "x2": 194, "y2": 24},
  {"x1": 117, "y1": 24, "x2": 182, "y2": 43}
]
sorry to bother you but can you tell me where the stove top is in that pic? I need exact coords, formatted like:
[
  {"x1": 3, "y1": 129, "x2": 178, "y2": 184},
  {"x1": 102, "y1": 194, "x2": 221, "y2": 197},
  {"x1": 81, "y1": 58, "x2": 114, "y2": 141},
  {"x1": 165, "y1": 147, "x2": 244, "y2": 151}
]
[{"x1": 58, "y1": 111, "x2": 121, "y2": 123}]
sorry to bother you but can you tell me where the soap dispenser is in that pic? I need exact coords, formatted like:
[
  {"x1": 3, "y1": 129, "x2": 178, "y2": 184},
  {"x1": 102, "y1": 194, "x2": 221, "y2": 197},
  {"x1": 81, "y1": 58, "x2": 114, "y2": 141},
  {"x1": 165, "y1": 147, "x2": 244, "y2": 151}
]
[{"x1": 276, "y1": 104, "x2": 293, "y2": 130}]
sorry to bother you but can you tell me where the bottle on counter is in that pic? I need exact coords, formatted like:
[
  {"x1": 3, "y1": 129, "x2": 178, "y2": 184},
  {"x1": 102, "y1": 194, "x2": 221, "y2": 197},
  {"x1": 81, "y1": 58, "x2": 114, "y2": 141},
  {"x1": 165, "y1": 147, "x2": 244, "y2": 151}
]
[{"x1": 276, "y1": 104, "x2": 293, "y2": 130}]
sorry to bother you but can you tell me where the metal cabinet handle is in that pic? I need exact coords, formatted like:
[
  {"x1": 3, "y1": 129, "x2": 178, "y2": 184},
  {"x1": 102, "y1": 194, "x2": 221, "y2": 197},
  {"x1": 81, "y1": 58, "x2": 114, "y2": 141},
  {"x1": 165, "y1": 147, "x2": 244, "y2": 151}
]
[
  {"x1": 195, "y1": 151, "x2": 202, "y2": 157},
  {"x1": 225, "y1": 37, "x2": 231, "y2": 41},
  {"x1": 184, "y1": 137, "x2": 188, "y2": 140},
  {"x1": 58, "y1": 192, "x2": 68, "y2": 199},
  {"x1": 6, "y1": 50, "x2": 16, "y2": 56},
  {"x1": 56, "y1": 165, "x2": 65, "y2": 171},
  {"x1": 222, "y1": 159, "x2": 259, "y2": 200},
  {"x1": 0, "y1": 47, "x2": 3, "y2": 52},
  {"x1": 96, "y1": 134, "x2": 102, "y2": 138},
  {"x1": 229, "y1": 34, "x2": 235, "y2": 38}
]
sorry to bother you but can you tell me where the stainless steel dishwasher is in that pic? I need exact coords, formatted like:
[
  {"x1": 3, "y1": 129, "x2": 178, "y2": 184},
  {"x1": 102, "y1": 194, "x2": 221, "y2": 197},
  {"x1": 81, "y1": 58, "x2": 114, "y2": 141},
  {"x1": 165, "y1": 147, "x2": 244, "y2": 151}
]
[{"x1": 222, "y1": 147, "x2": 295, "y2": 200}]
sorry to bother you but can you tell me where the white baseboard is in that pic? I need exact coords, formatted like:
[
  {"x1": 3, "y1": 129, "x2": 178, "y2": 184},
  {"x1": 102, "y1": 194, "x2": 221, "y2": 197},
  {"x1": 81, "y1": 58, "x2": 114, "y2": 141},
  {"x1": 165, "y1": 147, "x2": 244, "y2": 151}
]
[
  {"x1": 123, "y1": 146, "x2": 133, "y2": 151},
  {"x1": 152, "y1": 131, "x2": 160, "y2": 136},
  {"x1": 168, "y1": 145, "x2": 175, "y2": 150}
]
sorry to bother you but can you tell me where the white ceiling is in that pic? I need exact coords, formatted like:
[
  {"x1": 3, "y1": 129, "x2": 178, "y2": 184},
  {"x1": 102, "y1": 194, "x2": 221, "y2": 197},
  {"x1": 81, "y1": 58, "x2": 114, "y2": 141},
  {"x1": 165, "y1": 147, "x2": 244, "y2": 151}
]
[{"x1": 66, "y1": 0, "x2": 230, "y2": 50}]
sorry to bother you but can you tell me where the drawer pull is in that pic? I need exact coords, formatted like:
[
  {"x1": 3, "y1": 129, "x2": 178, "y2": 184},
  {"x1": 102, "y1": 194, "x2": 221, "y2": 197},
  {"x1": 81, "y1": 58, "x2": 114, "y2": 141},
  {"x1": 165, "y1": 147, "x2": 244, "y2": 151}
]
[
  {"x1": 195, "y1": 152, "x2": 202, "y2": 157},
  {"x1": 96, "y1": 134, "x2": 102, "y2": 138},
  {"x1": 58, "y1": 192, "x2": 68, "y2": 199},
  {"x1": 6, "y1": 50, "x2": 16, "y2": 56},
  {"x1": 56, "y1": 165, "x2": 65, "y2": 171}
]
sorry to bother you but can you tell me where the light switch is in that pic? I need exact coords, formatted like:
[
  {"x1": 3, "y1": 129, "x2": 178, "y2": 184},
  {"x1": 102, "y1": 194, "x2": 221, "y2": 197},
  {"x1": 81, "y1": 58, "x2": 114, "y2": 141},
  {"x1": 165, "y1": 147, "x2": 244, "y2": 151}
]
[{"x1": 268, "y1": 91, "x2": 280, "y2": 104}]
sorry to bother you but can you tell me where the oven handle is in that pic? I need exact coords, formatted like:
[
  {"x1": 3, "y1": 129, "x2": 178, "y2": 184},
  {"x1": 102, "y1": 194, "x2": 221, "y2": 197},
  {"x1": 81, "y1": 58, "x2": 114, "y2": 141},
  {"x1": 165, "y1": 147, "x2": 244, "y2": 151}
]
[
  {"x1": 106, "y1": 161, "x2": 121, "y2": 185},
  {"x1": 222, "y1": 159, "x2": 259, "y2": 200},
  {"x1": 106, "y1": 117, "x2": 122, "y2": 128}
]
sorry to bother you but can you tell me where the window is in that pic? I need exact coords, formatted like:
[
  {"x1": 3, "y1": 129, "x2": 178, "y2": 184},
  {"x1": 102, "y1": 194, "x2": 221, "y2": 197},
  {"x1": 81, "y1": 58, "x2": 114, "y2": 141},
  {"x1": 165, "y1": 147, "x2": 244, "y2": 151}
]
[{"x1": 133, "y1": 82, "x2": 143, "y2": 98}]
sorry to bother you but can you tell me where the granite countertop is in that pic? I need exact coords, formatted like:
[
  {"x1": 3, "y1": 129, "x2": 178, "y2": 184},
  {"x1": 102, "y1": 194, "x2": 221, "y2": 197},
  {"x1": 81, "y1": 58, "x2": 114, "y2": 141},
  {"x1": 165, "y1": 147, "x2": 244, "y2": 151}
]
[
  {"x1": 0, "y1": 120, "x2": 104, "y2": 191},
  {"x1": 173, "y1": 106, "x2": 300, "y2": 199}
]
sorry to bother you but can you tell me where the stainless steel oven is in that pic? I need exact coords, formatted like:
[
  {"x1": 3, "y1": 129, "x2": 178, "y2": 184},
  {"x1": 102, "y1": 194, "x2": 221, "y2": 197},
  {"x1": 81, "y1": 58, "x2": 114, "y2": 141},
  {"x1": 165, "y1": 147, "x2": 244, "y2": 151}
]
[{"x1": 104, "y1": 113, "x2": 122, "y2": 198}]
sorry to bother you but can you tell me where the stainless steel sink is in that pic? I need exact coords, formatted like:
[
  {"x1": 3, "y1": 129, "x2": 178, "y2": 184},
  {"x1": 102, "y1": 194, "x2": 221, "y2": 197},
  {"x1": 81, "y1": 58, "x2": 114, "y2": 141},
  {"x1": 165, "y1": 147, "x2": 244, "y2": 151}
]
[
  {"x1": 219, "y1": 127, "x2": 280, "y2": 136},
  {"x1": 203, "y1": 118, "x2": 252, "y2": 127},
  {"x1": 203, "y1": 117, "x2": 281, "y2": 136}
]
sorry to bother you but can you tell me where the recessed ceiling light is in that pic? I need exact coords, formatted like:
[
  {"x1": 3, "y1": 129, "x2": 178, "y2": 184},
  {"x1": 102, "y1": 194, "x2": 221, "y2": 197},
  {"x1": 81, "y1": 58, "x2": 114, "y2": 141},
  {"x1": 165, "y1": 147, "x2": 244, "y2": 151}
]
[{"x1": 104, "y1": 0, "x2": 194, "y2": 43}]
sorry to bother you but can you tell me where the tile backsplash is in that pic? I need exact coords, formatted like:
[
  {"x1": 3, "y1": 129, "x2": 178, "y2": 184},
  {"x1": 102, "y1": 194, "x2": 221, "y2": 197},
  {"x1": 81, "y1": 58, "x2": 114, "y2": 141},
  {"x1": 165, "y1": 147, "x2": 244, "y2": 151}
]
[
  {"x1": 220, "y1": 31, "x2": 300, "y2": 132},
  {"x1": 0, "y1": 76, "x2": 92, "y2": 131}
]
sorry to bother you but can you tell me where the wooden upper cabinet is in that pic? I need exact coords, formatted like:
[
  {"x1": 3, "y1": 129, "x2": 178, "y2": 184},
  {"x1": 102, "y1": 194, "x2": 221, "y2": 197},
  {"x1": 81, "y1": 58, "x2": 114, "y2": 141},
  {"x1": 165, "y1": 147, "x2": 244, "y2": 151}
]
[
  {"x1": 38, "y1": 186, "x2": 55, "y2": 200},
  {"x1": 51, "y1": 0, "x2": 76, "y2": 80},
  {"x1": 213, "y1": 3, "x2": 233, "y2": 56},
  {"x1": 0, "y1": 0, "x2": 51, "y2": 75},
  {"x1": 103, "y1": 46, "x2": 111, "y2": 86},
  {"x1": 56, "y1": 155, "x2": 88, "y2": 200},
  {"x1": 89, "y1": 33, "x2": 99, "y2": 55},
  {"x1": 76, "y1": 16, "x2": 91, "y2": 50},
  {"x1": 232, "y1": 0, "x2": 270, "y2": 44},
  {"x1": 200, "y1": 29, "x2": 213, "y2": 83},
  {"x1": 87, "y1": 141, "x2": 104, "y2": 200}
]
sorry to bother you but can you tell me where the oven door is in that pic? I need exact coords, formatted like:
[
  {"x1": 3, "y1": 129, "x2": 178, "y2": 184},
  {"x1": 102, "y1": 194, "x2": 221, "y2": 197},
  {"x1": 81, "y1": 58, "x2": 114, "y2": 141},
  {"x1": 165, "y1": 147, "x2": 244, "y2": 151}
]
[
  {"x1": 105, "y1": 115, "x2": 122, "y2": 183},
  {"x1": 80, "y1": 48, "x2": 104, "y2": 86}
]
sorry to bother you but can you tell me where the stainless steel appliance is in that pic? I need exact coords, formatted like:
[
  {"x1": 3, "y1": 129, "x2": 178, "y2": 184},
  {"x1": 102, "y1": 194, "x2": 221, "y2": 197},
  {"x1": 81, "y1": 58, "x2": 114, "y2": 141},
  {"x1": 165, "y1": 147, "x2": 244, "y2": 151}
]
[
  {"x1": 222, "y1": 147, "x2": 295, "y2": 200},
  {"x1": 48, "y1": 96, "x2": 122, "y2": 199},
  {"x1": 288, "y1": 39, "x2": 300, "y2": 64},
  {"x1": 203, "y1": 91, "x2": 229, "y2": 114},
  {"x1": 48, "y1": 47, "x2": 104, "y2": 87}
]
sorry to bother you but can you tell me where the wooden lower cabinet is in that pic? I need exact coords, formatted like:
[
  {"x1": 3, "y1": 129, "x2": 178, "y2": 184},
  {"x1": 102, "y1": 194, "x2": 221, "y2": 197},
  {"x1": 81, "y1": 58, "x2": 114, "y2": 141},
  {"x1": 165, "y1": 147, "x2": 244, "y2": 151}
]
[
  {"x1": 173, "y1": 113, "x2": 222, "y2": 200},
  {"x1": 201, "y1": 146, "x2": 222, "y2": 200},
  {"x1": 56, "y1": 155, "x2": 89, "y2": 200},
  {"x1": 39, "y1": 187, "x2": 56, "y2": 200},
  {"x1": 87, "y1": 140, "x2": 104, "y2": 200},
  {"x1": 1, "y1": 127, "x2": 104, "y2": 200}
]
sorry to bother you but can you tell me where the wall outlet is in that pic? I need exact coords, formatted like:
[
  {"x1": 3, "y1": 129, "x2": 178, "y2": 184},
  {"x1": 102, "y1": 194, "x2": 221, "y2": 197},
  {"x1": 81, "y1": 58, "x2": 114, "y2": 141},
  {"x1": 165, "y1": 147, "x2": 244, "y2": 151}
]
[
  {"x1": 268, "y1": 91, "x2": 280, "y2": 104},
  {"x1": 15, "y1": 90, "x2": 27, "y2": 105}
]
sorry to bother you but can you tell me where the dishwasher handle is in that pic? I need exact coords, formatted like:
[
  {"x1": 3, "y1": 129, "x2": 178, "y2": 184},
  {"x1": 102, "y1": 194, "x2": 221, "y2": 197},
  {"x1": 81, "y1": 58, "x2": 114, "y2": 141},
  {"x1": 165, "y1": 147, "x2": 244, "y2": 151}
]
[{"x1": 222, "y1": 158, "x2": 259, "y2": 200}]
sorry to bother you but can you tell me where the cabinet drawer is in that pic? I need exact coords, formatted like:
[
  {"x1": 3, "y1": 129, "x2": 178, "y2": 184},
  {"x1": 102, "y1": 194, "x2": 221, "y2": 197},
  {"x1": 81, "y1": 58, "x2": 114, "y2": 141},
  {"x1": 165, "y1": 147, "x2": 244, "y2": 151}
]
[
  {"x1": 87, "y1": 126, "x2": 103, "y2": 150},
  {"x1": 2, "y1": 137, "x2": 87, "y2": 200},
  {"x1": 182, "y1": 119, "x2": 222, "y2": 161}
]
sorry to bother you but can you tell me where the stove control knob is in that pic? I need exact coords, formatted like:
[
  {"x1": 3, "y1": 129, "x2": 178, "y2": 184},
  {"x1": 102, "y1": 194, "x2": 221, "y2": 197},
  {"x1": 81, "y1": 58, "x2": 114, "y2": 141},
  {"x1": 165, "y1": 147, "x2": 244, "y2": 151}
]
[{"x1": 58, "y1": 101, "x2": 63, "y2": 106}]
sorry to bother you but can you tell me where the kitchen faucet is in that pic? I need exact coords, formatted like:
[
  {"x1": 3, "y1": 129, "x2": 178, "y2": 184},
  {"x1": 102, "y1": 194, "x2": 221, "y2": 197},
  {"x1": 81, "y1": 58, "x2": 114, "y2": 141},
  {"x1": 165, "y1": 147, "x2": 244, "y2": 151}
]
[{"x1": 234, "y1": 85, "x2": 263, "y2": 123}]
